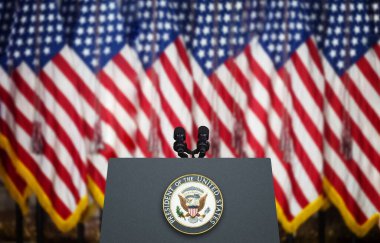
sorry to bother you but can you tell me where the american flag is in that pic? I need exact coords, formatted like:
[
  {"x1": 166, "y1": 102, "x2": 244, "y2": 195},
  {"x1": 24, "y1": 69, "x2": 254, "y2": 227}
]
[
  {"x1": 177, "y1": 0, "x2": 260, "y2": 158},
  {"x1": 126, "y1": 0, "x2": 194, "y2": 158},
  {"x1": 308, "y1": 1, "x2": 380, "y2": 237},
  {"x1": 0, "y1": 0, "x2": 30, "y2": 213},
  {"x1": 60, "y1": 0, "x2": 145, "y2": 207},
  {"x1": 175, "y1": 0, "x2": 378, "y2": 234},
  {"x1": 1, "y1": 0, "x2": 88, "y2": 232},
  {"x1": 176, "y1": 0, "x2": 325, "y2": 232},
  {"x1": 247, "y1": 0, "x2": 326, "y2": 232}
]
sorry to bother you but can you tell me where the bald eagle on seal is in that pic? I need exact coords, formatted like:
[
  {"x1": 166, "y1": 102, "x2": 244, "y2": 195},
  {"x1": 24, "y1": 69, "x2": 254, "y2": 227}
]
[{"x1": 178, "y1": 193, "x2": 207, "y2": 218}]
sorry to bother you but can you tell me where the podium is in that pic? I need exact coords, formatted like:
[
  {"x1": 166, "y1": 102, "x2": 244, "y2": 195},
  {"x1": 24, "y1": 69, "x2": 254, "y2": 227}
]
[{"x1": 100, "y1": 158, "x2": 279, "y2": 242}]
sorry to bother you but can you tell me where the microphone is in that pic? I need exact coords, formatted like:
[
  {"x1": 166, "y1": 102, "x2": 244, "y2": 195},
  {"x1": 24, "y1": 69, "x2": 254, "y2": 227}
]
[
  {"x1": 173, "y1": 127, "x2": 188, "y2": 158},
  {"x1": 197, "y1": 126, "x2": 210, "y2": 158}
]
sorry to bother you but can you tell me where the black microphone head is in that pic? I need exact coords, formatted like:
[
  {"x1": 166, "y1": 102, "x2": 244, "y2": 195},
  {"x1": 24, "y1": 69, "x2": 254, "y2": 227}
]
[
  {"x1": 174, "y1": 127, "x2": 186, "y2": 140},
  {"x1": 198, "y1": 126, "x2": 209, "y2": 140}
]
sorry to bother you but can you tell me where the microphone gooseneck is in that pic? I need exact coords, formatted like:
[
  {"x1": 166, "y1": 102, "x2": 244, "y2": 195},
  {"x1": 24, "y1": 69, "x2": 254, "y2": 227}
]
[{"x1": 172, "y1": 126, "x2": 210, "y2": 158}]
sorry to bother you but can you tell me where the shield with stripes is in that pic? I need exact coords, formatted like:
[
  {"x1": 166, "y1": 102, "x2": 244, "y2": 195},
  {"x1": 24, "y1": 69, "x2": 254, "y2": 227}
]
[{"x1": 188, "y1": 207, "x2": 199, "y2": 218}]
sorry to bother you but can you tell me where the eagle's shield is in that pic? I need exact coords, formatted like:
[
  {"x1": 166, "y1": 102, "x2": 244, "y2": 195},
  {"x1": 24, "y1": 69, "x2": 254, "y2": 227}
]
[{"x1": 188, "y1": 207, "x2": 199, "y2": 217}]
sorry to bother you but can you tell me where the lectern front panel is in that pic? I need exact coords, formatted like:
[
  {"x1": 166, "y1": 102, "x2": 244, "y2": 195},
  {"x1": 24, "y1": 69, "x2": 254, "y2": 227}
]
[{"x1": 100, "y1": 158, "x2": 279, "y2": 242}]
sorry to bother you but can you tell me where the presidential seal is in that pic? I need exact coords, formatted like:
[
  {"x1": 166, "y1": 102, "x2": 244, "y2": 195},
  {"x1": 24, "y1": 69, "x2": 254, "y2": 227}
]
[{"x1": 162, "y1": 174, "x2": 223, "y2": 235}]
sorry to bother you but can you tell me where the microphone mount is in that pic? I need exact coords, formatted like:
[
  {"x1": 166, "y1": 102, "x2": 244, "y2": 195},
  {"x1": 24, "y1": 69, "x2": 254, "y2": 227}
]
[{"x1": 173, "y1": 126, "x2": 210, "y2": 158}]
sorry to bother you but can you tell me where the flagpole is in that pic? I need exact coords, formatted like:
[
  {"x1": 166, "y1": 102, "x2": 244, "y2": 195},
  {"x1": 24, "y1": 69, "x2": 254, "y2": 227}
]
[
  {"x1": 15, "y1": 203, "x2": 23, "y2": 243},
  {"x1": 34, "y1": 0, "x2": 45, "y2": 241},
  {"x1": 36, "y1": 203, "x2": 45, "y2": 243},
  {"x1": 286, "y1": 234, "x2": 294, "y2": 243},
  {"x1": 351, "y1": 234, "x2": 357, "y2": 243},
  {"x1": 77, "y1": 222, "x2": 85, "y2": 243},
  {"x1": 210, "y1": 0, "x2": 221, "y2": 158},
  {"x1": 99, "y1": 209, "x2": 103, "y2": 231},
  {"x1": 318, "y1": 211, "x2": 325, "y2": 243}
]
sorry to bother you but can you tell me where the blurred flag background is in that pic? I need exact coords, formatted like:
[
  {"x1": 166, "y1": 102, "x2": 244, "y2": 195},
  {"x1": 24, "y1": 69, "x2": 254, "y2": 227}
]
[{"x1": 0, "y1": 0, "x2": 379, "y2": 242}]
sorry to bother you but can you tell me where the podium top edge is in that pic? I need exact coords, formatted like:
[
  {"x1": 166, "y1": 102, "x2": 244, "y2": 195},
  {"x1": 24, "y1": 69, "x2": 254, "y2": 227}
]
[{"x1": 108, "y1": 158, "x2": 272, "y2": 163}]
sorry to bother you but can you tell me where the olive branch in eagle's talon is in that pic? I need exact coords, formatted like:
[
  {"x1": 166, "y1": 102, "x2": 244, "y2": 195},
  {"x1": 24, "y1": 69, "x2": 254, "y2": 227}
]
[{"x1": 176, "y1": 206, "x2": 186, "y2": 219}]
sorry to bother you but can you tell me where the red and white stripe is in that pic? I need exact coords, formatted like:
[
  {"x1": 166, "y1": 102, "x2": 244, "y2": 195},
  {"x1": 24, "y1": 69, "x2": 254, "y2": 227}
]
[
  {"x1": 62, "y1": 37, "x2": 196, "y2": 204},
  {"x1": 322, "y1": 42, "x2": 380, "y2": 236},
  {"x1": 184, "y1": 36, "x2": 324, "y2": 230},
  {"x1": 0, "y1": 51, "x2": 88, "y2": 231},
  {"x1": 134, "y1": 37, "x2": 195, "y2": 158},
  {"x1": 246, "y1": 37, "x2": 325, "y2": 230},
  {"x1": 58, "y1": 45, "x2": 138, "y2": 204},
  {"x1": 189, "y1": 208, "x2": 198, "y2": 217},
  {"x1": 189, "y1": 47, "x2": 239, "y2": 158},
  {"x1": 0, "y1": 67, "x2": 29, "y2": 211}
]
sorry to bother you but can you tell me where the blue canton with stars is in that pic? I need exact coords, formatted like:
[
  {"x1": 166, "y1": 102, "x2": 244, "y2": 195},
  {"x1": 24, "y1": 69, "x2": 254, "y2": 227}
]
[
  {"x1": 259, "y1": 0, "x2": 311, "y2": 70},
  {"x1": 122, "y1": 0, "x2": 180, "y2": 69},
  {"x1": 62, "y1": 0, "x2": 126, "y2": 72},
  {"x1": 6, "y1": 0, "x2": 64, "y2": 72},
  {"x1": 120, "y1": 0, "x2": 139, "y2": 46},
  {"x1": 0, "y1": 1, "x2": 15, "y2": 69},
  {"x1": 60, "y1": 0, "x2": 81, "y2": 41},
  {"x1": 305, "y1": 1, "x2": 380, "y2": 76},
  {"x1": 177, "y1": 0, "x2": 264, "y2": 76}
]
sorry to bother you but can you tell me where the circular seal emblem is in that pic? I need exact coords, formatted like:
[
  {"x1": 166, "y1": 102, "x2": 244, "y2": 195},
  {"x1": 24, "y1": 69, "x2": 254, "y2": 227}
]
[{"x1": 162, "y1": 174, "x2": 223, "y2": 235}]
